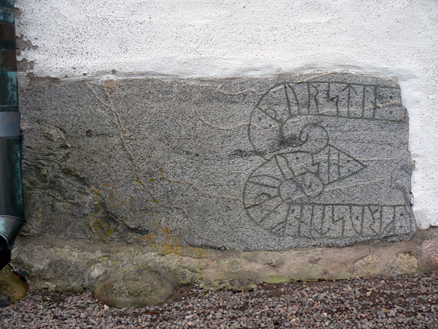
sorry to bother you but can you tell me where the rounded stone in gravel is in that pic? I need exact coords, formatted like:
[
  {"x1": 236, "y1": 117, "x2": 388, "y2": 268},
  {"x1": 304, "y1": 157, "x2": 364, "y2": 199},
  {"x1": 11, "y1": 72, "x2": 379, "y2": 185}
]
[
  {"x1": 93, "y1": 266, "x2": 177, "y2": 308},
  {"x1": 0, "y1": 265, "x2": 27, "y2": 306}
]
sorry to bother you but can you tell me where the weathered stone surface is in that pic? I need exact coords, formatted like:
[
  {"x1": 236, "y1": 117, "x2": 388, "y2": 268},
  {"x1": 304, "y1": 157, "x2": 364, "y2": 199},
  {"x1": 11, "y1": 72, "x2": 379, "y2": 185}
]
[
  {"x1": 93, "y1": 267, "x2": 176, "y2": 308},
  {"x1": 354, "y1": 255, "x2": 382, "y2": 276},
  {"x1": 11, "y1": 237, "x2": 205, "y2": 292},
  {"x1": 0, "y1": 265, "x2": 27, "y2": 306},
  {"x1": 387, "y1": 253, "x2": 417, "y2": 274},
  {"x1": 20, "y1": 73, "x2": 414, "y2": 250},
  {"x1": 11, "y1": 235, "x2": 423, "y2": 297}
]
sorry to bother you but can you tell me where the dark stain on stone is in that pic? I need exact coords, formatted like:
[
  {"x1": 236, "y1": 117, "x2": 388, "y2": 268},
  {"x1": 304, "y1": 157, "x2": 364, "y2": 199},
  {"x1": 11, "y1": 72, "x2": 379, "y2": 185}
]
[
  {"x1": 308, "y1": 257, "x2": 321, "y2": 264},
  {"x1": 400, "y1": 164, "x2": 412, "y2": 176},
  {"x1": 228, "y1": 149, "x2": 265, "y2": 158},
  {"x1": 25, "y1": 73, "x2": 61, "y2": 86},
  {"x1": 278, "y1": 134, "x2": 301, "y2": 149}
]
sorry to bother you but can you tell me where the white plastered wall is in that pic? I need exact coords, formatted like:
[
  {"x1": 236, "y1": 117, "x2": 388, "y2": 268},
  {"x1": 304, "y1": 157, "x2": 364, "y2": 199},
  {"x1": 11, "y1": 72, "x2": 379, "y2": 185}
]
[{"x1": 14, "y1": 0, "x2": 438, "y2": 229}]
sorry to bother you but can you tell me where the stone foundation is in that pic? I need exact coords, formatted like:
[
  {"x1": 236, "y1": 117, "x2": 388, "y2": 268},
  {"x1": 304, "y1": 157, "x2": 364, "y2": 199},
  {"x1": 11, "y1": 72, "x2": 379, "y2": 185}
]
[{"x1": 7, "y1": 231, "x2": 436, "y2": 307}]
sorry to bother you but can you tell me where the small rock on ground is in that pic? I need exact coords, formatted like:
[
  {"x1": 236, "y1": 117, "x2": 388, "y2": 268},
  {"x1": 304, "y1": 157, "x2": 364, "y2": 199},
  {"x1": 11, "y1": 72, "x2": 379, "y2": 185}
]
[
  {"x1": 94, "y1": 267, "x2": 177, "y2": 308},
  {"x1": 0, "y1": 265, "x2": 27, "y2": 307}
]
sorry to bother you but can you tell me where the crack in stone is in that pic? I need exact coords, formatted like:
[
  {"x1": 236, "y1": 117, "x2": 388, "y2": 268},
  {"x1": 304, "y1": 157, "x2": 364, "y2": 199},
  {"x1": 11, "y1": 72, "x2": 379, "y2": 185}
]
[
  {"x1": 324, "y1": 178, "x2": 386, "y2": 193},
  {"x1": 85, "y1": 81, "x2": 157, "y2": 200}
]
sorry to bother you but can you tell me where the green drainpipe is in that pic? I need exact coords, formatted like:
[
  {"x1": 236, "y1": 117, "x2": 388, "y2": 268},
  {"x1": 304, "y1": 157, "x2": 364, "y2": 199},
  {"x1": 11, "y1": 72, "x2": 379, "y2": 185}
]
[{"x1": 0, "y1": 0, "x2": 25, "y2": 270}]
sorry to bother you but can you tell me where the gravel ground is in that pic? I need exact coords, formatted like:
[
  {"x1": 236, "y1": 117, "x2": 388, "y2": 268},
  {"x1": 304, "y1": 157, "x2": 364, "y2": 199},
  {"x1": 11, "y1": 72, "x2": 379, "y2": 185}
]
[{"x1": 1, "y1": 272, "x2": 438, "y2": 328}]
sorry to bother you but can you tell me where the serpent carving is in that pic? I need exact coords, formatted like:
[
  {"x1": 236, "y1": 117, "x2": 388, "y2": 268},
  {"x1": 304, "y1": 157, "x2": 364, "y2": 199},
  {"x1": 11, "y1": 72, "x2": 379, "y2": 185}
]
[{"x1": 243, "y1": 81, "x2": 413, "y2": 239}]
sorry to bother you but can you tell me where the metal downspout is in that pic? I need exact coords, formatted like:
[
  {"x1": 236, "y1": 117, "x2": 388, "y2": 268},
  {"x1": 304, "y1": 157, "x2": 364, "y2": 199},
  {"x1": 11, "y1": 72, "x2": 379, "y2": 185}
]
[{"x1": 0, "y1": 0, "x2": 25, "y2": 270}]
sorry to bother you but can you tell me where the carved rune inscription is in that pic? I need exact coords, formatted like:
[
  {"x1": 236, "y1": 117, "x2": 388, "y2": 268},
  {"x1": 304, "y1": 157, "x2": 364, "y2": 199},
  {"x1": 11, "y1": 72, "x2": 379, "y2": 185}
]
[{"x1": 243, "y1": 80, "x2": 414, "y2": 240}]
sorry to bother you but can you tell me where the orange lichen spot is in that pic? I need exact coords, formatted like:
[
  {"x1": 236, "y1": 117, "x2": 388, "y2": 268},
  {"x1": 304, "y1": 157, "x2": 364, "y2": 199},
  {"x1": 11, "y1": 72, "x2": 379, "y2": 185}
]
[
  {"x1": 143, "y1": 234, "x2": 156, "y2": 243},
  {"x1": 150, "y1": 178, "x2": 154, "y2": 182},
  {"x1": 89, "y1": 188, "x2": 100, "y2": 196},
  {"x1": 86, "y1": 225, "x2": 90, "y2": 229},
  {"x1": 172, "y1": 235, "x2": 183, "y2": 245},
  {"x1": 136, "y1": 179, "x2": 141, "y2": 186},
  {"x1": 161, "y1": 227, "x2": 171, "y2": 235},
  {"x1": 159, "y1": 242, "x2": 182, "y2": 255},
  {"x1": 154, "y1": 200, "x2": 159, "y2": 203},
  {"x1": 195, "y1": 248, "x2": 207, "y2": 258}
]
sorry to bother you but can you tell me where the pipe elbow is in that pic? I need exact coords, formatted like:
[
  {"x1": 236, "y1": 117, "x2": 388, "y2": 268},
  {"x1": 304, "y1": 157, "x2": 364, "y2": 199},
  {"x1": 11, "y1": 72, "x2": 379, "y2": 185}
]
[{"x1": 0, "y1": 215, "x2": 25, "y2": 250}]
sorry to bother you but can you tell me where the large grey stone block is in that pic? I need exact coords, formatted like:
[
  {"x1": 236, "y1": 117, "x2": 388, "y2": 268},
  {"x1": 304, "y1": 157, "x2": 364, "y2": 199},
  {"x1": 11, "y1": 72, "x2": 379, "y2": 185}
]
[{"x1": 20, "y1": 73, "x2": 414, "y2": 250}]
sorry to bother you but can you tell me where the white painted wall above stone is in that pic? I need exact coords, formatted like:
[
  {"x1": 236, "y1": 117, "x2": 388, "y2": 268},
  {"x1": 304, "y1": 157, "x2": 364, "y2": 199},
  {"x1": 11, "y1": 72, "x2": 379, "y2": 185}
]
[{"x1": 14, "y1": 0, "x2": 438, "y2": 229}]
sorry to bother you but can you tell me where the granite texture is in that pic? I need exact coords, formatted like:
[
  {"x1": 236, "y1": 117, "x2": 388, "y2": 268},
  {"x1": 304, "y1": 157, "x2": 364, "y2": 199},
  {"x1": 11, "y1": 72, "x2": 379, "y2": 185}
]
[{"x1": 20, "y1": 73, "x2": 414, "y2": 250}]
